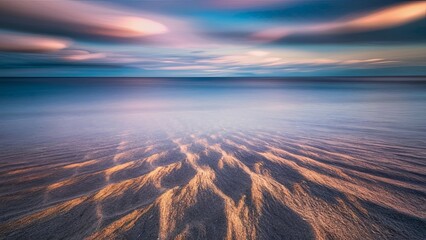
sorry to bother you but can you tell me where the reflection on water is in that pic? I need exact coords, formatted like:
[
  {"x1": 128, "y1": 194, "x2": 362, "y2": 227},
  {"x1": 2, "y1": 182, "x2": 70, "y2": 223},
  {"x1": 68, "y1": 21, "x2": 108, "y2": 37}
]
[{"x1": 0, "y1": 78, "x2": 425, "y2": 239}]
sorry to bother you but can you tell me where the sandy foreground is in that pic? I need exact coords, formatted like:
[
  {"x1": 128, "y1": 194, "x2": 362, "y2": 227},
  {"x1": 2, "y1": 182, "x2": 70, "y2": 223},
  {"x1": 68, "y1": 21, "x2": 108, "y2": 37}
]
[{"x1": 0, "y1": 128, "x2": 425, "y2": 239}]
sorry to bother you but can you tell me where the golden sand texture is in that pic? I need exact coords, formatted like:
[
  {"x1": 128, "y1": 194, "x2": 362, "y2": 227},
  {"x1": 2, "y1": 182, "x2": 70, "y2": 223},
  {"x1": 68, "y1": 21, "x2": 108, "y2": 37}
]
[{"x1": 0, "y1": 130, "x2": 425, "y2": 239}]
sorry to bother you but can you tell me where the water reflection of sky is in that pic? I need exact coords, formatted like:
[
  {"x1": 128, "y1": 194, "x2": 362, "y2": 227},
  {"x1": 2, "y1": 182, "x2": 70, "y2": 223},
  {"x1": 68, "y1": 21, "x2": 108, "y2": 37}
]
[{"x1": 0, "y1": 78, "x2": 425, "y2": 146}]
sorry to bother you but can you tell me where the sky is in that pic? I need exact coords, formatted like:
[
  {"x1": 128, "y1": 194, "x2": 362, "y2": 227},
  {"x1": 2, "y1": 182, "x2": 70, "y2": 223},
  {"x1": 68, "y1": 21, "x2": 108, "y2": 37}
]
[{"x1": 0, "y1": 0, "x2": 425, "y2": 77}]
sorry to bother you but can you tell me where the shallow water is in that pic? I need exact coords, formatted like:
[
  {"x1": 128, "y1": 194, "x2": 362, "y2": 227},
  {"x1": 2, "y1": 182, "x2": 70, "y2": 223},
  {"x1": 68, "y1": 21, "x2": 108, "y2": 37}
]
[{"x1": 0, "y1": 77, "x2": 425, "y2": 239}]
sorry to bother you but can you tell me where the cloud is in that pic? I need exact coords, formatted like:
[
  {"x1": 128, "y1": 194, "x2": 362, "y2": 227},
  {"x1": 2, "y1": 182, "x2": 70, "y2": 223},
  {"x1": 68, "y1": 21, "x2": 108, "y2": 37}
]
[
  {"x1": 234, "y1": 1, "x2": 408, "y2": 22},
  {"x1": 61, "y1": 50, "x2": 107, "y2": 61},
  {"x1": 0, "y1": 58, "x2": 125, "y2": 70},
  {"x1": 0, "y1": 0, "x2": 423, "y2": 77},
  {"x1": 247, "y1": 51, "x2": 270, "y2": 57},
  {"x1": 159, "y1": 65, "x2": 215, "y2": 71},
  {"x1": 0, "y1": 0, "x2": 169, "y2": 41},
  {"x1": 253, "y1": 1, "x2": 426, "y2": 42},
  {"x1": 197, "y1": 50, "x2": 401, "y2": 72},
  {"x1": 211, "y1": 0, "x2": 298, "y2": 9},
  {"x1": 0, "y1": 31, "x2": 70, "y2": 53}
]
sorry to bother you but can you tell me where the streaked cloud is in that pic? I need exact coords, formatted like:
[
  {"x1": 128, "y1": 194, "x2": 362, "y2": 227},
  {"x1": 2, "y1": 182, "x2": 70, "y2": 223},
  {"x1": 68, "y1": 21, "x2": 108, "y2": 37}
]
[
  {"x1": 0, "y1": 31, "x2": 70, "y2": 53},
  {"x1": 254, "y1": 1, "x2": 426, "y2": 42},
  {"x1": 0, "y1": 0, "x2": 169, "y2": 41},
  {"x1": 62, "y1": 50, "x2": 107, "y2": 61},
  {"x1": 344, "y1": 1, "x2": 426, "y2": 31},
  {"x1": 211, "y1": 0, "x2": 297, "y2": 9},
  {"x1": 0, "y1": 0, "x2": 424, "y2": 76},
  {"x1": 199, "y1": 50, "x2": 398, "y2": 70},
  {"x1": 247, "y1": 50, "x2": 270, "y2": 57},
  {"x1": 159, "y1": 65, "x2": 216, "y2": 71}
]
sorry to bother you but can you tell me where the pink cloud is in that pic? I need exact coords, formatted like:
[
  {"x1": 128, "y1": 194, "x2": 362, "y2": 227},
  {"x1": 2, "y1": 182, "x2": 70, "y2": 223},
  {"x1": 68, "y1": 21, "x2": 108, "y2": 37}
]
[
  {"x1": 211, "y1": 0, "x2": 297, "y2": 9},
  {"x1": 0, "y1": 32, "x2": 70, "y2": 53},
  {"x1": 61, "y1": 50, "x2": 107, "y2": 61},
  {"x1": 343, "y1": 2, "x2": 426, "y2": 31},
  {"x1": 0, "y1": 0, "x2": 168, "y2": 39},
  {"x1": 254, "y1": 1, "x2": 426, "y2": 41},
  {"x1": 198, "y1": 50, "x2": 397, "y2": 69},
  {"x1": 160, "y1": 65, "x2": 215, "y2": 70}
]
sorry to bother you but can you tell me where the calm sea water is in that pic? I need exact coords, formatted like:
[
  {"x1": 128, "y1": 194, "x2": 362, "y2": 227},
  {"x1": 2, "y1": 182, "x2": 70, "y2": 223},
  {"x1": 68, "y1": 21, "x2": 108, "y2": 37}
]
[{"x1": 1, "y1": 77, "x2": 425, "y2": 146}]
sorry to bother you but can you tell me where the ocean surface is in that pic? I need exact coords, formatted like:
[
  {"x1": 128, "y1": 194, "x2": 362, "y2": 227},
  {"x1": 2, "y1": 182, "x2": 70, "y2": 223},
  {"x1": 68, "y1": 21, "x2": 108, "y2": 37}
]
[{"x1": 0, "y1": 77, "x2": 425, "y2": 239}]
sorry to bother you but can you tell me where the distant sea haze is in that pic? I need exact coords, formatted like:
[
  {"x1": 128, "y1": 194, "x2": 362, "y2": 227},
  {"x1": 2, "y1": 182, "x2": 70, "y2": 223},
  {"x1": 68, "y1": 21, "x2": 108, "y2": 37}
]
[{"x1": 0, "y1": 77, "x2": 425, "y2": 239}]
